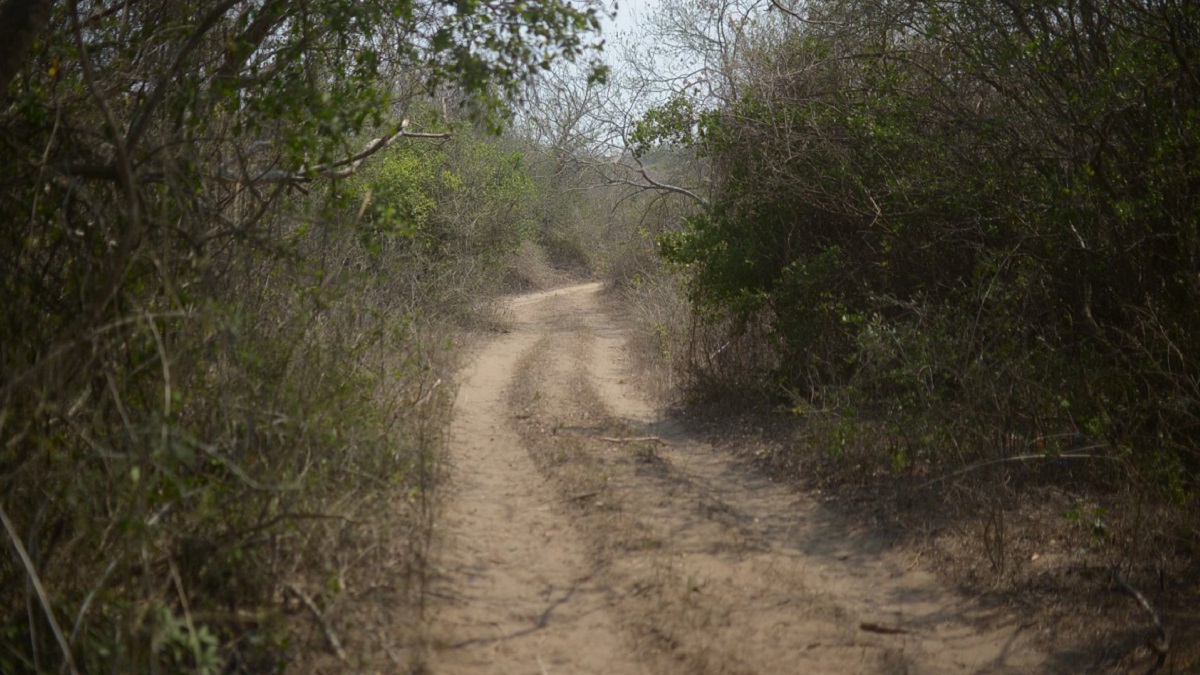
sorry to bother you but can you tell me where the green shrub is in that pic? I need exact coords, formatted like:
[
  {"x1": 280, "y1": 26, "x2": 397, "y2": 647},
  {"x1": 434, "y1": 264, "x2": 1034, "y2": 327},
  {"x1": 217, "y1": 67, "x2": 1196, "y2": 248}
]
[{"x1": 648, "y1": 0, "x2": 1200, "y2": 508}]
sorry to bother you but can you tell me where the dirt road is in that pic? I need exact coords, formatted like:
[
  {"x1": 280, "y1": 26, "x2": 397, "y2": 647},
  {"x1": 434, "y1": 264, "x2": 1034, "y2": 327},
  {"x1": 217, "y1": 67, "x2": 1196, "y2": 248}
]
[{"x1": 426, "y1": 282, "x2": 1045, "y2": 674}]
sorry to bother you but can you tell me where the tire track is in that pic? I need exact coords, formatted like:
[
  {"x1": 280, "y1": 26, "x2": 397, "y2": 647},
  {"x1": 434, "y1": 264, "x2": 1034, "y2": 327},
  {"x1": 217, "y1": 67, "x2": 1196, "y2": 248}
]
[
  {"x1": 427, "y1": 283, "x2": 644, "y2": 674},
  {"x1": 429, "y1": 282, "x2": 1046, "y2": 674}
]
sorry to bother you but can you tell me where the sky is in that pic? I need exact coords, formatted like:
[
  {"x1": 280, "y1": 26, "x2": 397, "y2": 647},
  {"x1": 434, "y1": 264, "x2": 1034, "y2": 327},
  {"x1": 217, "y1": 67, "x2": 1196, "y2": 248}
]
[
  {"x1": 601, "y1": 0, "x2": 654, "y2": 46},
  {"x1": 595, "y1": 0, "x2": 672, "y2": 93}
]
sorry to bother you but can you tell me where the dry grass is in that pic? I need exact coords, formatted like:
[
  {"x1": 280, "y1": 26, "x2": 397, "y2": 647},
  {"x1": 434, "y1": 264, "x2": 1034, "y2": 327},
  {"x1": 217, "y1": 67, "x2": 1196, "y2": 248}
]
[
  {"x1": 500, "y1": 240, "x2": 580, "y2": 294},
  {"x1": 0, "y1": 196, "x2": 489, "y2": 673}
]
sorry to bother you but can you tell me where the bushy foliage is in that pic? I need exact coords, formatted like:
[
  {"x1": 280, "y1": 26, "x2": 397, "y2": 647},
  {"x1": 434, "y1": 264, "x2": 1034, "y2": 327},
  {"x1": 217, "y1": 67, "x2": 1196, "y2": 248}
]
[
  {"x1": 0, "y1": 181, "x2": 455, "y2": 672},
  {"x1": 653, "y1": 0, "x2": 1200, "y2": 504},
  {"x1": 348, "y1": 125, "x2": 540, "y2": 311},
  {"x1": 0, "y1": 0, "x2": 601, "y2": 671}
]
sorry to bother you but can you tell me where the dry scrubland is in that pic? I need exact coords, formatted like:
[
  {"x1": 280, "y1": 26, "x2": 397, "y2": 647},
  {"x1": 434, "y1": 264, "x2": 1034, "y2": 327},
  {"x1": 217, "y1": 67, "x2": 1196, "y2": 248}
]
[
  {"x1": 0, "y1": 4, "x2": 609, "y2": 665},
  {"x1": 616, "y1": 264, "x2": 1200, "y2": 673},
  {"x1": 611, "y1": 0, "x2": 1200, "y2": 668},
  {"x1": 3, "y1": 0, "x2": 1199, "y2": 671}
]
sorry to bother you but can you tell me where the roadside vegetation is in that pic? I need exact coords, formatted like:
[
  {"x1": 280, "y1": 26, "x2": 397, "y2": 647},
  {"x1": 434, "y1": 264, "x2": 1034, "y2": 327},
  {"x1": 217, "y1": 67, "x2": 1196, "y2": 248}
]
[
  {"x1": 600, "y1": 0, "x2": 1200, "y2": 668},
  {"x1": 7, "y1": 0, "x2": 1198, "y2": 669},
  {"x1": 0, "y1": 0, "x2": 606, "y2": 672}
]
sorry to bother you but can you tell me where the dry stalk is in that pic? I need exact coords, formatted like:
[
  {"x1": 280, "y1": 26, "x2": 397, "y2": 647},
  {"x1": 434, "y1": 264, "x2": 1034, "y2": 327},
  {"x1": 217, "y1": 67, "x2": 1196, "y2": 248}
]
[
  {"x1": 167, "y1": 560, "x2": 203, "y2": 673},
  {"x1": 0, "y1": 500, "x2": 79, "y2": 675},
  {"x1": 285, "y1": 583, "x2": 347, "y2": 662}
]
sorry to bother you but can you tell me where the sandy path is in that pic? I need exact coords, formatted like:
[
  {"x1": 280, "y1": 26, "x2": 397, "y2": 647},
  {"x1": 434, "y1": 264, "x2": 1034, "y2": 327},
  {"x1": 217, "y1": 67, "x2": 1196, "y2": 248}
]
[
  {"x1": 427, "y1": 283, "x2": 643, "y2": 674},
  {"x1": 427, "y1": 282, "x2": 1045, "y2": 674}
]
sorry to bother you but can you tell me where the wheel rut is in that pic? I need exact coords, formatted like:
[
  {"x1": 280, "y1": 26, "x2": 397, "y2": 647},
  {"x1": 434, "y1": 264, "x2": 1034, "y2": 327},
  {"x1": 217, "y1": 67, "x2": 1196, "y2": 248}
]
[
  {"x1": 427, "y1": 283, "x2": 641, "y2": 674},
  {"x1": 426, "y1": 282, "x2": 1046, "y2": 674}
]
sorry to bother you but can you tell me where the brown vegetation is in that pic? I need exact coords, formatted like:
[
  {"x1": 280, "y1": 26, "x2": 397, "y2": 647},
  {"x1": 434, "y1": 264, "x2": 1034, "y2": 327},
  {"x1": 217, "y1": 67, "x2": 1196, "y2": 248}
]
[{"x1": 0, "y1": 0, "x2": 605, "y2": 671}]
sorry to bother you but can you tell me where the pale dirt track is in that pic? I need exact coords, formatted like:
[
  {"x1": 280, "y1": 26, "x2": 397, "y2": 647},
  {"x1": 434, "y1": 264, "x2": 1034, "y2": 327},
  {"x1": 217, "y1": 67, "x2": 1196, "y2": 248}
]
[{"x1": 426, "y1": 282, "x2": 1046, "y2": 674}]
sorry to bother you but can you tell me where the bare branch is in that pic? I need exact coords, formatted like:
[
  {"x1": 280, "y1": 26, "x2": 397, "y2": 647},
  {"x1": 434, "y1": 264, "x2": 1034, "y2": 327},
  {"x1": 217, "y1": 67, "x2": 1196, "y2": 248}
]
[
  {"x1": 285, "y1": 583, "x2": 346, "y2": 662},
  {"x1": 124, "y1": 0, "x2": 244, "y2": 153},
  {"x1": 767, "y1": 0, "x2": 845, "y2": 27},
  {"x1": 218, "y1": 123, "x2": 452, "y2": 186},
  {"x1": 577, "y1": 154, "x2": 710, "y2": 208}
]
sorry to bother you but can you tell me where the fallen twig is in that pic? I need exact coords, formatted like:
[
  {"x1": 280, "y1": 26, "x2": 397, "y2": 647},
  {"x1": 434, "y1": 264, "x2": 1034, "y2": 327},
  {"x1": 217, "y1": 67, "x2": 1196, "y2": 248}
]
[
  {"x1": 917, "y1": 452, "x2": 1115, "y2": 490},
  {"x1": 600, "y1": 436, "x2": 666, "y2": 445},
  {"x1": 285, "y1": 583, "x2": 346, "y2": 662},
  {"x1": 1112, "y1": 568, "x2": 1170, "y2": 671}
]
